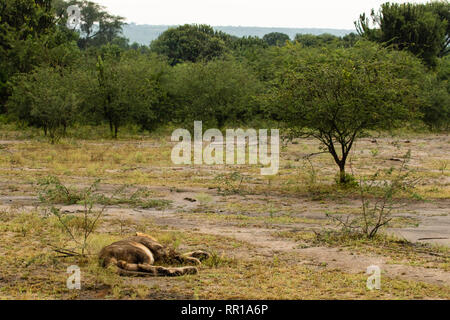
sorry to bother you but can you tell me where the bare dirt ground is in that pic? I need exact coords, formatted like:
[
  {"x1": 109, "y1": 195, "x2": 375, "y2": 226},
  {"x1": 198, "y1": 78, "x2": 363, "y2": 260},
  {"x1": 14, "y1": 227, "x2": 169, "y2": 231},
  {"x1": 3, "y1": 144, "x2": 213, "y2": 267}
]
[{"x1": 1, "y1": 185, "x2": 449, "y2": 287}]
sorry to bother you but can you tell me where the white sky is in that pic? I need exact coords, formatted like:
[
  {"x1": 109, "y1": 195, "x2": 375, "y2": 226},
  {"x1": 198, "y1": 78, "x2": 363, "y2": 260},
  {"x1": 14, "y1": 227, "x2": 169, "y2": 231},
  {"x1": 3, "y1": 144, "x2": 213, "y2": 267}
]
[{"x1": 93, "y1": 0, "x2": 430, "y2": 29}]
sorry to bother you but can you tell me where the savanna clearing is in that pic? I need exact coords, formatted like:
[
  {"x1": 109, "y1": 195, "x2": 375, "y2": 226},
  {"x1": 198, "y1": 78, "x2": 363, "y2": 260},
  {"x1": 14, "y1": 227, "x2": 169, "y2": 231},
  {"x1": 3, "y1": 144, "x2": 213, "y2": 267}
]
[{"x1": 0, "y1": 127, "x2": 449, "y2": 300}]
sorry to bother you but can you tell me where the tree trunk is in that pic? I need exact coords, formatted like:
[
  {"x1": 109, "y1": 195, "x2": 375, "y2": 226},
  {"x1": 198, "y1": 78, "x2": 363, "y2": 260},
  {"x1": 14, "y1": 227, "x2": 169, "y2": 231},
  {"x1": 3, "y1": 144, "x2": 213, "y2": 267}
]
[
  {"x1": 109, "y1": 119, "x2": 113, "y2": 136},
  {"x1": 326, "y1": 139, "x2": 352, "y2": 185},
  {"x1": 339, "y1": 162, "x2": 346, "y2": 184}
]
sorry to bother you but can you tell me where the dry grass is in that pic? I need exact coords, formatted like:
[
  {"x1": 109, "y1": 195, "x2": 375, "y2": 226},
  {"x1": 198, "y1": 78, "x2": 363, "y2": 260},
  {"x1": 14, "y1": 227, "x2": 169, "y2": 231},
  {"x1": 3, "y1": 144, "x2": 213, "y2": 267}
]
[
  {"x1": 0, "y1": 132, "x2": 448, "y2": 198},
  {"x1": 0, "y1": 128, "x2": 449, "y2": 299}
]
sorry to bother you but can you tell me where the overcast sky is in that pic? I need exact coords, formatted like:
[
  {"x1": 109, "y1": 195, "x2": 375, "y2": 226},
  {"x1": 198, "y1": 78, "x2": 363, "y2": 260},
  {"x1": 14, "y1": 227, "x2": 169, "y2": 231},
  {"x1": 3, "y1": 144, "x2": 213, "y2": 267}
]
[{"x1": 93, "y1": 0, "x2": 429, "y2": 29}]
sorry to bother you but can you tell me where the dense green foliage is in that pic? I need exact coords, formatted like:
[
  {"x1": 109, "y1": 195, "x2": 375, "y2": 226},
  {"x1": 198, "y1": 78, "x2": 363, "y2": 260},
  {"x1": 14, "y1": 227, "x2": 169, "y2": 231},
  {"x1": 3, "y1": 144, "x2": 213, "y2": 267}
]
[
  {"x1": 356, "y1": 1, "x2": 450, "y2": 67},
  {"x1": 421, "y1": 55, "x2": 450, "y2": 129},
  {"x1": 294, "y1": 33, "x2": 361, "y2": 48},
  {"x1": 168, "y1": 58, "x2": 262, "y2": 127},
  {"x1": 1, "y1": 0, "x2": 58, "y2": 111}
]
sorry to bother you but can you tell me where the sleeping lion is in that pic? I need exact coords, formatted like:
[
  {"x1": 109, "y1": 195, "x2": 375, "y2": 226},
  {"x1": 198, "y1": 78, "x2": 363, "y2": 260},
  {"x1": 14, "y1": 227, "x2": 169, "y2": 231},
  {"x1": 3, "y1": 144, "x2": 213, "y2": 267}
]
[{"x1": 99, "y1": 232, "x2": 210, "y2": 277}]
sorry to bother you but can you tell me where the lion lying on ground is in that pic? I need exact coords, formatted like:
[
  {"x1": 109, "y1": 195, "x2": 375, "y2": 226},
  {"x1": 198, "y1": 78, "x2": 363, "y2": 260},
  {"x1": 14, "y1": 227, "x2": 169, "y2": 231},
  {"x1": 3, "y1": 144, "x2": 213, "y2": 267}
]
[{"x1": 99, "y1": 232, "x2": 210, "y2": 277}]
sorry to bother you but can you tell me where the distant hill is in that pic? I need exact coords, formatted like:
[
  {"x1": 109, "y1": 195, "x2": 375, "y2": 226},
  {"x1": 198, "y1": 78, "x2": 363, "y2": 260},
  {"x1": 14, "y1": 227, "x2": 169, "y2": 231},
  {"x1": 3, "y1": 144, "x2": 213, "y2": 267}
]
[{"x1": 122, "y1": 24, "x2": 355, "y2": 45}]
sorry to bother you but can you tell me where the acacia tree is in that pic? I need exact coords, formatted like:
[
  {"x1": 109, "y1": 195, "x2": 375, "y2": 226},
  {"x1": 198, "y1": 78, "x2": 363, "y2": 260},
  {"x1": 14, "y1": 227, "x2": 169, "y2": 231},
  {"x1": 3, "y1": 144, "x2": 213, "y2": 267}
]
[
  {"x1": 96, "y1": 53, "x2": 168, "y2": 138},
  {"x1": 150, "y1": 24, "x2": 230, "y2": 65},
  {"x1": 263, "y1": 32, "x2": 290, "y2": 46},
  {"x1": 7, "y1": 66, "x2": 84, "y2": 143},
  {"x1": 270, "y1": 42, "x2": 425, "y2": 183},
  {"x1": 53, "y1": 0, "x2": 126, "y2": 48}
]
